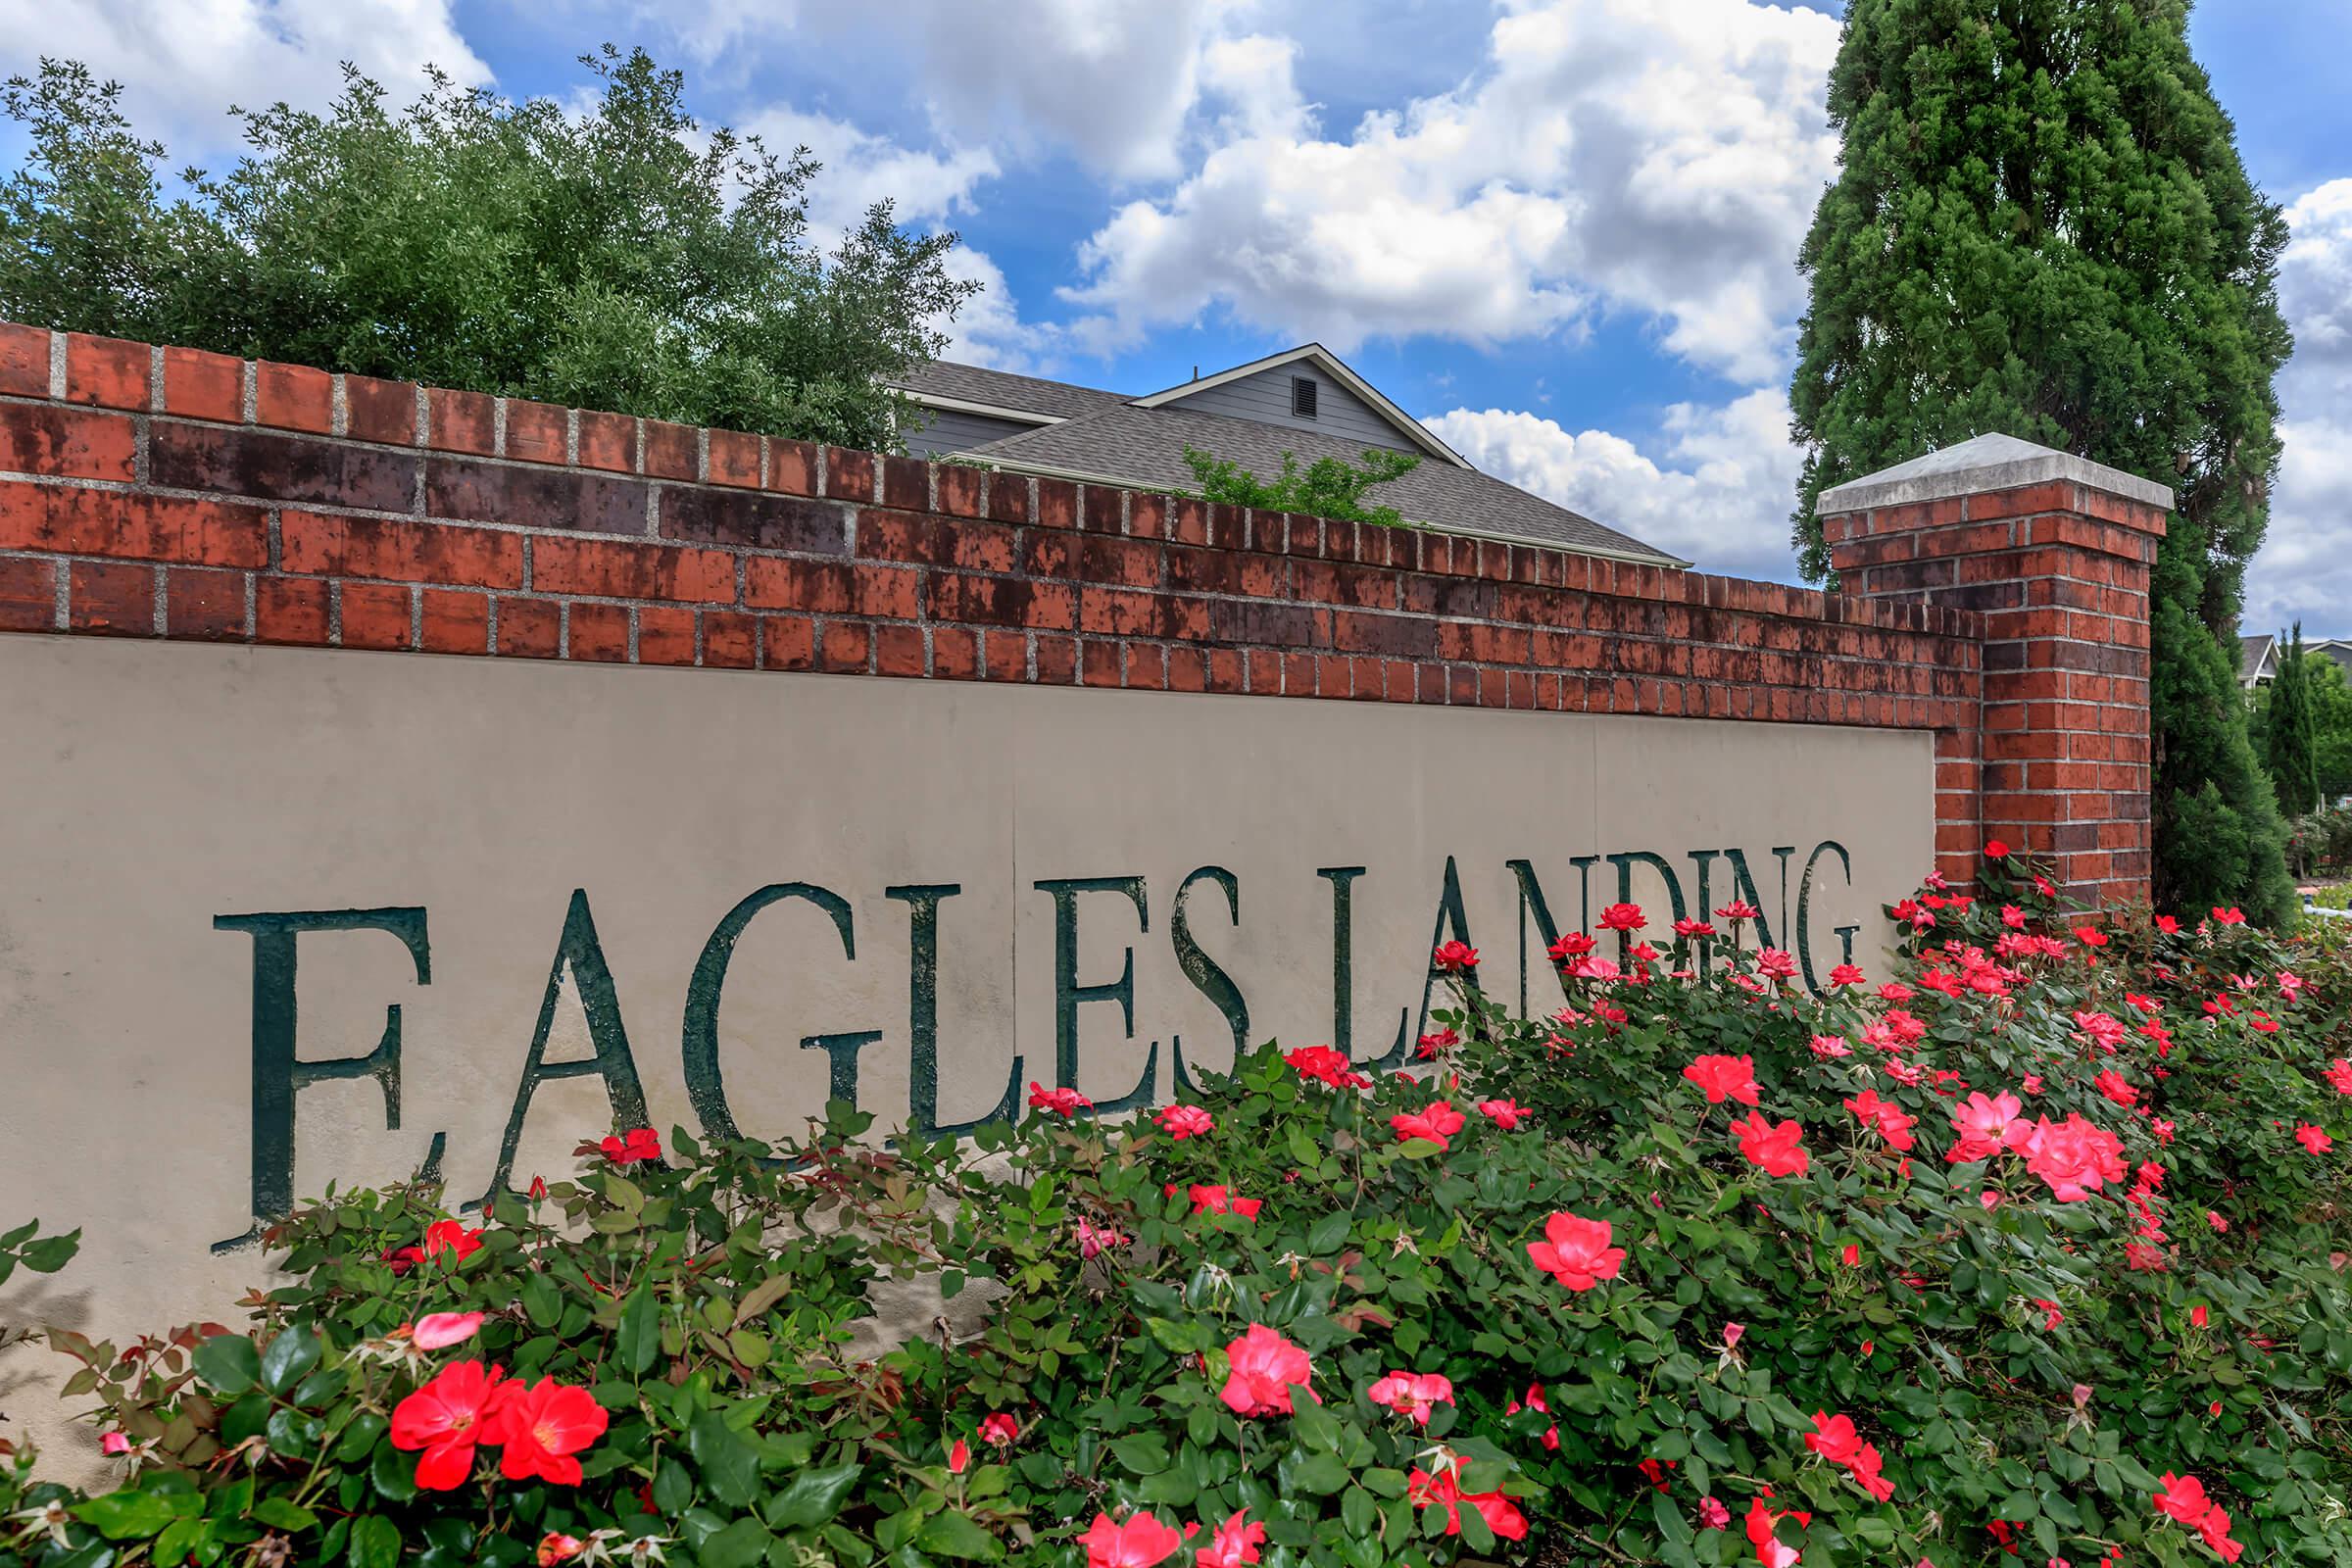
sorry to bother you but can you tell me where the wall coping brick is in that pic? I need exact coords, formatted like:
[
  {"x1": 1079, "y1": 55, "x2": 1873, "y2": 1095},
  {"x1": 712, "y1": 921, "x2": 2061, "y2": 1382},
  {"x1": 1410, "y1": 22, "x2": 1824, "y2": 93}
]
[{"x1": 1817, "y1": 430, "x2": 2175, "y2": 517}]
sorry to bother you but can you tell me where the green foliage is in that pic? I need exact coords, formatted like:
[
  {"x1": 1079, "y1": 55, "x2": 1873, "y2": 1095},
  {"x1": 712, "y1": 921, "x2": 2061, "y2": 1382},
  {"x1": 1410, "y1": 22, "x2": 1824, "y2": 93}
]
[
  {"x1": 1788, "y1": 0, "x2": 2295, "y2": 921},
  {"x1": 7, "y1": 863, "x2": 2352, "y2": 1568},
  {"x1": 2309, "y1": 656, "x2": 2352, "y2": 807},
  {"x1": 0, "y1": 49, "x2": 979, "y2": 450},
  {"x1": 1182, "y1": 444, "x2": 1420, "y2": 528},
  {"x1": 2269, "y1": 626, "x2": 2323, "y2": 818}
]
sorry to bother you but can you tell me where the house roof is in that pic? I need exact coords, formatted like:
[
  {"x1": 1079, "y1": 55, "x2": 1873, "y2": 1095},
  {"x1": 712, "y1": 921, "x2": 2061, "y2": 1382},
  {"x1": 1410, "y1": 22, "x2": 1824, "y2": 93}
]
[
  {"x1": 2241, "y1": 633, "x2": 2278, "y2": 684},
  {"x1": 964, "y1": 398, "x2": 1684, "y2": 566},
  {"x1": 1129, "y1": 344, "x2": 1474, "y2": 470},
  {"x1": 891, "y1": 361, "x2": 1129, "y2": 422}
]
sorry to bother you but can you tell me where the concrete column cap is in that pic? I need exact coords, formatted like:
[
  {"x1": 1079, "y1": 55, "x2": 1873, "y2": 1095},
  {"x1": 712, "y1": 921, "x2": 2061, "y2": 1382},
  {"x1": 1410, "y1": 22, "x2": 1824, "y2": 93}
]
[{"x1": 1817, "y1": 432, "x2": 2175, "y2": 515}]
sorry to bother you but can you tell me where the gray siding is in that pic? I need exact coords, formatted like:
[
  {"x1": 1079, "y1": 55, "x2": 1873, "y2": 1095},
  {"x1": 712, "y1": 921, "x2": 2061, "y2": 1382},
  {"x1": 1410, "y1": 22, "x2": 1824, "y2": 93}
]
[
  {"x1": 1159, "y1": 365, "x2": 1416, "y2": 454},
  {"x1": 902, "y1": 406, "x2": 1043, "y2": 458}
]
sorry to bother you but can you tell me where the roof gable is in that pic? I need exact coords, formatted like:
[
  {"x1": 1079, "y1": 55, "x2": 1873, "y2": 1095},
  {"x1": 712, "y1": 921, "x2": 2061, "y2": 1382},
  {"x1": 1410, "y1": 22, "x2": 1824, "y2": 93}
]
[{"x1": 1131, "y1": 345, "x2": 1471, "y2": 469}]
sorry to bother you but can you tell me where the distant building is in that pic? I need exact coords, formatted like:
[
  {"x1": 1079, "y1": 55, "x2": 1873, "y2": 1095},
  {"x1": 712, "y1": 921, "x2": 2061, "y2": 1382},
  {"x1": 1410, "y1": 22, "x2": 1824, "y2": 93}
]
[
  {"x1": 890, "y1": 344, "x2": 1686, "y2": 568},
  {"x1": 2243, "y1": 632, "x2": 2352, "y2": 689}
]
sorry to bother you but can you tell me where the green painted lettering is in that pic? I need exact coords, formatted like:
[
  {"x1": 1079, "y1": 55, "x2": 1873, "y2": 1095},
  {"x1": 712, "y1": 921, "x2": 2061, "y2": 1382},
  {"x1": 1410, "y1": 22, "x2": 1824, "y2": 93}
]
[
  {"x1": 1034, "y1": 875, "x2": 1156, "y2": 1112},
  {"x1": 886, "y1": 884, "x2": 1020, "y2": 1139},
  {"x1": 683, "y1": 883, "x2": 857, "y2": 1142},
  {"x1": 212, "y1": 908, "x2": 433, "y2": 1252},
  {"x1": 1504, "y1": 858, "x2": 1572, "y2": 1016},
  {"x1": 1171, "y1": 866, "x2": 1250, "y2": 1090},
  {"x1": 480, "y1": 889, "x2": 649, "y2": 1206},
  {"x1": 1795, "y1": 840, "x2": 1854, "y2": 994}
]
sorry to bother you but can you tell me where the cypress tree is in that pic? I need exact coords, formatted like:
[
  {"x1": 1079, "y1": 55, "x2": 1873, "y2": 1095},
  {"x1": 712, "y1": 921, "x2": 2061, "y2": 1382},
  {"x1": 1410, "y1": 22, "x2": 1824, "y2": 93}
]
[
  {"x1": 2268, "y1": 624, "x2": 2321, "y2": 817},
  {"x1": 1788, "y1": 0, "x2": 2297, "y2": 924}
]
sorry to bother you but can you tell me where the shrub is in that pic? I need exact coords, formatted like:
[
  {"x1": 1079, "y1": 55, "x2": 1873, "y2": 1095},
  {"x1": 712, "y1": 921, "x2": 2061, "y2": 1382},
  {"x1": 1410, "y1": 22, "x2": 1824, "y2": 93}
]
[{"x1": 4, "y1": 851, "x2": 2351, "y2": 1568}]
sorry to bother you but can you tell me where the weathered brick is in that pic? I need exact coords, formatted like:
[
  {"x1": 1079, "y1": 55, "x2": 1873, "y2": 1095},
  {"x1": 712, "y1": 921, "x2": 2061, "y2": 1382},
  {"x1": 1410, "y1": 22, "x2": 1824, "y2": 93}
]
[
  {"x1": 256, "y1": 577, "x2": 330, "y2": 645},
  {"x1": 69, "y1": 560, "x2": 155, "y2": 634},
  {"x1": 636, "y1": 605, "x2": 697, "y2": 665},
  {"x1": 162, "y1": 347, "x2": 243, "y2": 422},
  {"x1": 644, "y1": 420, "x2": 698, "y2": 480},
  {"x1": 281, "y1": 512, "x2": 523, "y2": 587},
  {"x1": 154, "y1": 423, "x2": 418, "y2": 513},
  {"x1": 165, "y1": 567, "x2": 247, "y2": 640},
  {"x1": 0, "y1": 555, "x2": 56, "y2": 630},
  {"x1": 505, "y1": 401, "x2": 569, "y2": 465},
  {"x1": 0, "y1": 405, "x2": 137, "y2": 481},
  {"x1": 0, "y1": 488, "x2": 268, "y2": 567},
  {"x1": 662, "y1": 488, "x2": 846, "y2": 554},
  {"x1": 426, "y1": 458, "x2": 647, "y2": 536},
  {"x1": 532, "y1": 535, "x2": 737, "y2": 604},
  {"x1": 426, "y1": 387, "x2": 498, "y2": 455},
  {"x1": 344, "y1": 375, "x2": 418, "y2": 445},
  {"x1": 256, "y1": 362, "x2": 333, "y2": 433},
  {"x1": 340, "y1": 582, "x2": 415, "y2": 651},
  {"x1": 65, "y1": 334, "x2": 148, "y2": 411},
  {"x1": 567, "y1": 602, "x2": 631, "y2": 662},
  {"x1": 419, "y1": 589, "x2": 492, "y2": 654},
  {"x1": 0, "y1": 323, "x2": 49, "y2": 398},
  {"x1": 495, "y1": 597, "x2": 561, "y2": 659}
]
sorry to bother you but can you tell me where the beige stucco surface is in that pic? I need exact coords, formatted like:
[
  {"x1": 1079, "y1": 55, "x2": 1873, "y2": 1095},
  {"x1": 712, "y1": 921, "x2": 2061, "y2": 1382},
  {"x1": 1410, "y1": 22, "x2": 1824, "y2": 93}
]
[{"x1": 0, "y1": 634, "x2": 1933, "y2": 1455}]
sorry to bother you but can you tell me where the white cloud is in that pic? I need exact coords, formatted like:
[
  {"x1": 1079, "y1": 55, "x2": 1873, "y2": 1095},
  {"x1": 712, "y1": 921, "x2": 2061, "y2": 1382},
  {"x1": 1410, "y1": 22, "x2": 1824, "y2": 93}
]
[
  {"x1": 654, "y1": 0, "x2": 1237, "y2": 182},
  {"x1": 1426, "y1": 390, "x2": 1805, "y2": 581},
  {"x1": 2247, "y1": 178, "x2": 2352, "y2": 634},
  {"x1": 1060, "y1": 0, "x2": 1841, "y2": 382},
  {"x1": 740, "y1": 107, "x2": 1000, "y2": 242},
  {"x1": 0, "y1": 0, "x2": 488, "y2": 146}
]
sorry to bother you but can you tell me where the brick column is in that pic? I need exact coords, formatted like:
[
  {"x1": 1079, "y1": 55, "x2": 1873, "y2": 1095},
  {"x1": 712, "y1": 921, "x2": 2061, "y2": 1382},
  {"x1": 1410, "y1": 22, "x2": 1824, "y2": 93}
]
[{"x1": 1816, "y1": 434, "x2": 2172, "y2": 909}]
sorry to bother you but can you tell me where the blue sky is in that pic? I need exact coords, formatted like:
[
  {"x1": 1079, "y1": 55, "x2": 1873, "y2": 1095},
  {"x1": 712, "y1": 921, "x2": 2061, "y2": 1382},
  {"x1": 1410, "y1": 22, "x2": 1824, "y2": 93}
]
[{"x1": 4, "y1": 0, "x2": 2346, "y2": 631}]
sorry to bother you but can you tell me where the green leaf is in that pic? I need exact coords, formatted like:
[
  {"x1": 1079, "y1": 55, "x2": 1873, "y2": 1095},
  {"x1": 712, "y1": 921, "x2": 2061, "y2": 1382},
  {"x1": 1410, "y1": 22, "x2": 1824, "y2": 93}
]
[
  {"x1": 74, "y1": 1492, "x2": 180, "y2": 1541},
  {"x1": 733, "y1": 1273, "x2": 797, "y2": 1327},
  {"x1": 914, "y1": 1512, "x2": 1004, "y2": 1561},
  {"x1": 1307, "y1": 1211, "x2": 1350, "y2": 1252},
  {"x1": 766, "y1": 1463, "x2": 862, "y2": 1530},
  {"x1": 250, "y1": 1498, "x2": 318, "y2": 1532},
  {"x1": 192, "y1": 1335, "x2": 261, "y2": 1396},
  {"x1": 350, "y1": 1516, "x2": 401, "y2": 1568},
  {"x1": 689, "y1": 1412, "x2": 761, "y2": 1510},
  {"x1": 618, "y1": 1286, "x2": 661, "y2": 1377},
  {"x1": 21, "y1": 1230, "x2": 81, "y2": 1272},
  {"x1": 258, "y1": 1329, "x2": 320, "y2": 1396},
  {"x1": 701, "y1": 1520, "x2": 772, "y2": 1568}
]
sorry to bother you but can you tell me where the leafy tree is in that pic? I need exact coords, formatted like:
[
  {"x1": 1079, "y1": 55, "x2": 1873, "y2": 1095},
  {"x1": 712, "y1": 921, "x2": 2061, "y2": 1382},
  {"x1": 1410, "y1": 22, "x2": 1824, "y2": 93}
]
[
  {"x1": 1788, "y1": 0, "x2": 2296, "y2": 923},
  {"x1": 2309, "y1": 652, "x2": 2352, "y2": 806},
  {"x1": 2268, "y1": 624, "x2": 2322, "y2": 817},
  {"x1": 1182, "y1": 444, "x2": 1420, "y2": 528},
  {"x1": 0, "y1": 49, "x2": 979, "y2": 450}
]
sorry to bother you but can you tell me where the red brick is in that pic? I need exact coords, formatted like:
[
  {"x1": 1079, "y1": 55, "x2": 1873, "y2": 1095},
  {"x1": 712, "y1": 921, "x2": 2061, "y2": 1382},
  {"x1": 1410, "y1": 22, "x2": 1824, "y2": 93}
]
[
  {"x1": 164, "y1": 567, "x2": 245, "y2": 640},
  {"x1": 937, "y1": 466, "x2": 986, "y2": 518},
  {"x1": 532, "y1": 535, "x2": 736, "y2": 604},
  {"x1": 1036, "y1": 478, "x2": 1078, "y2": 529},
  {"x1": 702, "y1": 610, "x2": 758, "y2": 668},
  {"x1": 161, "y1": 346, "x2": 243, "y2": 422},
  {"x1": 281, "y1": 512, "x2": 523, "y2": 587},
  {"x1": 1130, "y1": 494, "x2": 1167, "y2": 540},
  {"x1": 340, "y1": 582, "x2": 415, "y2": 650},
  {"x1": 989, "y1": 472, "x2": 1031, "y2": 525},
  {"x1": 767, "y1": 439, "x2": 818, "y2": 497},
  {"x1": 1082, "y1": 640, "x2": 1121, "y2": 687},
  {"x1": 578, "y1": 411, "x2": 636, "y2": 473},
  {"x1": 0, "y1": 556, "x2": 55, "y2": 629},
  {"x1": 256, "y1": 577, "x2": 329, "y2": 645},
  {"x1": 709, "y1": 429, "x2": 760, "y2": 489},
  {"x1": 760, "y1": 615, "x2": 816, "y2": 670},
  {"x1": 0, "y1": 322, "x2": 48, "y2": 398},
  {"x1": 256, "y1": 362, "x2": 333, "y2": 433},
  {"x1": 496, "y1": 597, "x2": 561, "y2": 659},
  {"x1": 64, "y1": 333, "x2": 148, "y2": 410},
  {"x1": 881, "y1": 456, "x2": 929, "y2": 510},
  {"x1": 933, "y1": 626, "x2": 979, "y2": 680},
  {"x1": 1035, "y1": 634, "x2": 1077, "y2": 684},
  {"x1": 876, "y1": 622, "x2": 927, "y2": 676},
  {"x1": 0, "y1": 488, "x2": 268, "y2": 567},
  {"x1": 1128, "y1": 643, "x2": 1167, "y2": 689},
  {"x1": 636, "y1": 605, "x2": 697, "y2": 665},
  {"x1": 68, "y1": 560, "x2": 153, "y2": 633},
  {"x1": 0, "y1": 405, "x2": 136, "y2": 481},
  {"x1": 419, "y1": 590, "x2": 492, "y2": 654},
  {"x1": 505, "y1": 401, "x2": 568, "y2": 465},
  {"x1": 983, "y1": 629, "x2": 1028, "y2": 682},
  {"x1": 744, "y1": 558, "x2": 918, "y2": 618},
  {"x1": 567, "y1": 603, "x2": 631, "y2": 662},
  {"x1": 644, "y1": 420, "x2": 698, "y2": 480},
  {"x1": 427, "y1": 387, "x2": 497, "y2": 455},
  {"x1": 344, "y1": 375, "x2": 417, "y2": 445},
  {"x1": 818, "y1": 619, "x2": 871, "y2": 672},
  {"x1": 825, "y1": 447, "x2": 875, "y2": 503}
]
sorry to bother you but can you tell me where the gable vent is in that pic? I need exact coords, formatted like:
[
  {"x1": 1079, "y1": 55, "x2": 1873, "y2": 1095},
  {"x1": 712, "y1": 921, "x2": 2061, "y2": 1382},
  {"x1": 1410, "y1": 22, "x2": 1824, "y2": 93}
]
[{"x1": 1291, "y1": 375, "x2": 1318, "y2": 418}]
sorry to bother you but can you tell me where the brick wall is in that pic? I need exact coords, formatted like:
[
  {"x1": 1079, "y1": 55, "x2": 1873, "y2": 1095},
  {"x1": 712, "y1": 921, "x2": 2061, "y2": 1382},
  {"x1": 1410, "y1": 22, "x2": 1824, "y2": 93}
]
[{"x1": 0, "y1": 320, "x2": 2162, "y2": 904}]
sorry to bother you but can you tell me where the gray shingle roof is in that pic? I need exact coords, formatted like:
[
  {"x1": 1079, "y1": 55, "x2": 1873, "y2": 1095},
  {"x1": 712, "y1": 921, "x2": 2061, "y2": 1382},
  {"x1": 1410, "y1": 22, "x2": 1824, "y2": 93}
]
[
  {"x1": 890, "y1": 362, "x2": 1130, "y2": 420},
  {"x1": 964, "y1": 399, "x2": 1684, "y2": 565},
  {"x1": 2240, "y1": 633, "x2": 2277, "y2": 684}
]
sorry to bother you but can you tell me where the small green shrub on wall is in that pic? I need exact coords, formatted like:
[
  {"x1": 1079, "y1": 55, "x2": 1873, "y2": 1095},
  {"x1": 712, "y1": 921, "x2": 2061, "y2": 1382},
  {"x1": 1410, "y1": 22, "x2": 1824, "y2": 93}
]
[{"x1": 5, "y1": 850, "x2": 2352, "y2": 1568}]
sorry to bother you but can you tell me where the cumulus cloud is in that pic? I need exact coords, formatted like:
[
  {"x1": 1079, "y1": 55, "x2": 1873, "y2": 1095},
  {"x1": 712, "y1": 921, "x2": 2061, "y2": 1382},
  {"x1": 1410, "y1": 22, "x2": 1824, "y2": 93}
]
[
  {"x1": 739, "y1": 107, "x2": 1000, "y2": 240},
  {"x1": 651, "y1": 0, "x2": 1237, "y2": 182},
  {"x1": 2246, "y1": 178, "x2": 2352, "y2": 633},
  {"x1": 1061, "y1": 0, "x2": 1841, "y2": 381},
  {"x1": 1426, "y1": 391, "x2": 1806, "y2": 581},
  {"x1": 0, "y1": 0, "x2": 488, "y2": 146}
]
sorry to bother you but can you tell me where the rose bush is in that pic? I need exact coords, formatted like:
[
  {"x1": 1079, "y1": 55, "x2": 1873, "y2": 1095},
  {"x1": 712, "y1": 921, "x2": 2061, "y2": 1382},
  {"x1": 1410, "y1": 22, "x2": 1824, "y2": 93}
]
[{"x1": 2, "y1": 848, "x2": 2351, "y2": 1568}]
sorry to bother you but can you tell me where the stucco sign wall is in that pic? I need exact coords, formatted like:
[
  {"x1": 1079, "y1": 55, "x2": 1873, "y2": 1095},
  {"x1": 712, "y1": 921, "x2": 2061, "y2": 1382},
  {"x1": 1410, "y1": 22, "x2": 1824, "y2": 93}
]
[{"x1": 0, "y1": 634, "x2": 1930, "y2": 1346}]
